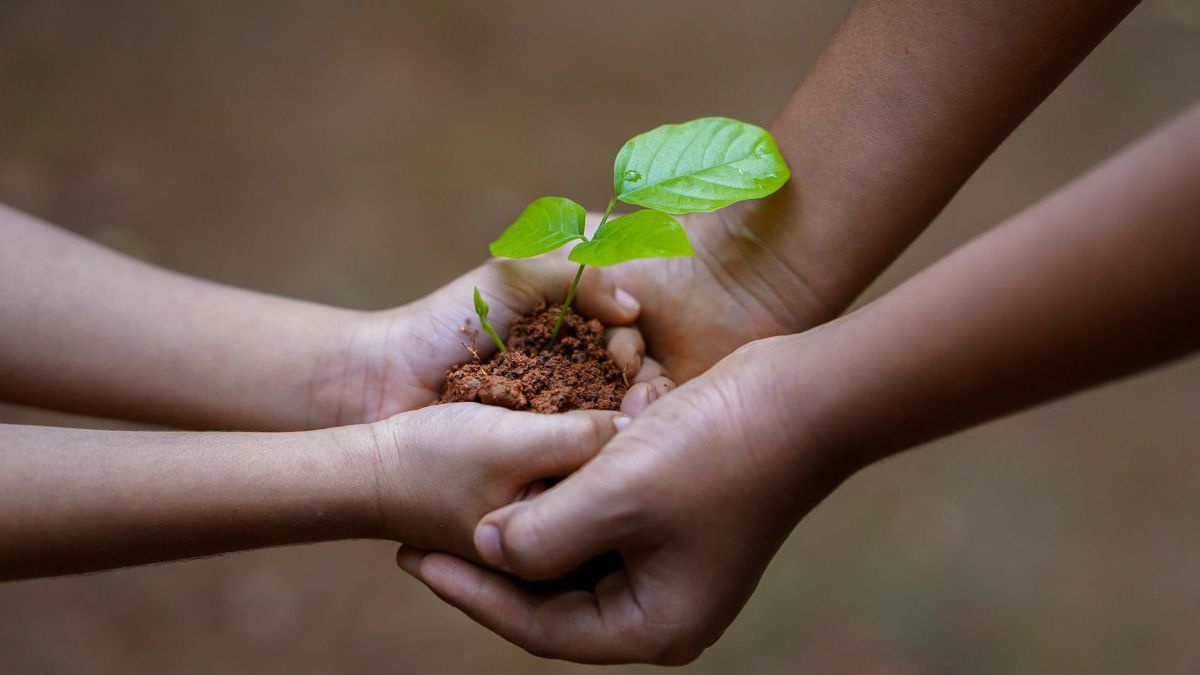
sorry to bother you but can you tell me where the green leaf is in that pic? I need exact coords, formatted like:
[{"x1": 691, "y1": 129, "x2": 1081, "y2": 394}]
[
  {"x1": 613, "y1": 117, "x2": 790, "y2": 214},
  {"x1": 489, "y1": 197, "x2": 586, "y2": 258},
  {"x1": 568, "y1": 210, "x2": 693, "y2": 267},
  {"x1": 473, "y1": 286, "x2": 490, "y2": 321}
]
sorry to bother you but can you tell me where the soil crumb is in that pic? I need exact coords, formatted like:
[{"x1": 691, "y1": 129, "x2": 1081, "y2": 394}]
[{"x1": 440, "y1": 303, "x2": 627, "y2": 413}]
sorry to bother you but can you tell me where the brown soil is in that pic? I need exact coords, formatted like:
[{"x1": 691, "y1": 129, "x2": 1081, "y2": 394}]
[{"x1": 440, "y1": 303, "x2": 628, "y2": 413}]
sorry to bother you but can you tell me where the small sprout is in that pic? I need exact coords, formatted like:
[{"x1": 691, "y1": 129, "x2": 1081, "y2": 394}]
[
  {"x1": 473, "y1": 286, "x2": 507, "y2": 353},
  {"x1": 485, "y1": 117, "x2": 791, "y2": 348}
]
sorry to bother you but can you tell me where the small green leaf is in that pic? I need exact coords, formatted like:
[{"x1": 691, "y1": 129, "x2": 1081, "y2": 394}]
[
  {"x1": 613, "y1": 117, "x2": 790, "y2": 214},
  {"x1": 568, "y1": 210, "x2": 693, "y2": 267},
  {"x1": 473, "y1": 286, "x2": 490, "y2": 320},
  {"x1": 489, "y1": 197, "x2": 586, "y2": 258}
]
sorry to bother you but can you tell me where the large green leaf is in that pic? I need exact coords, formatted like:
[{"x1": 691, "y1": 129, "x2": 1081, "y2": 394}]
[
  {"x1": 568, "y1": 210, "x2": 693, "y2": 267},
  {"x1": 489, "y1": 197, "x2": 586, "y2": 258},
  {"x1": 613, "y1": 117, "x2": 790, "y2": 214}
]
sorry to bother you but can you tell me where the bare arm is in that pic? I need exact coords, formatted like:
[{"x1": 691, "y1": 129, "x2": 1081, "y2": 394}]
[
  {"x1": 0, "y1": 422, "x2": 375, "y2": 580},
  {"x1": 0, "y1": 406, "x2": 621, "y2": 581},
  {"x1": 755, "y1": 0, "x2": 1143, "y2": 311},
  {"x1": 619, "y1": 0, "x2": 1141, "y2": 379},
  {"x1": 790, "y1": 102, "x2": 1200, "y2": 463},
  {"x1": 0, "y1": 206, "x2": 643, "y2": 430},
  {"x1": 0, "y1": 206, "x2": 356, "y2": 430}
]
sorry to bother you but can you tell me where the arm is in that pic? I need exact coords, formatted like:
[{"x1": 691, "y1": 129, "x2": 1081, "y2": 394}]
[
  {"x1": 0, "y1": 205, "x2": 642, "y2": 429},
  {"x1": 398, "y1": 103, "x2": 1200, "y2": 664},
  {"x1": 0, "y1": 206, "x2": 354, "y2": 430},
  {"x1": 0, "y1": 406, "x2": 623, "y2": 581},
  {"x1": 611, "y1": 0, "x2": 1139, "y2": 379}
]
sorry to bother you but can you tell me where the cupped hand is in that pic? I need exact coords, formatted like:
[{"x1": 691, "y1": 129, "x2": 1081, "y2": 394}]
[
  {"x1": 367, "y1": 403, "x2": 629, "y2": 562},
  {"x1": 394, "y1": 334, "x2": 855, "y2": 665},
  {"x1": 306, "y1": 257, "x2": 663, "y2": 426},
  {"x1": 588, "y1": 204, "x2": 837, "y2": 382}
]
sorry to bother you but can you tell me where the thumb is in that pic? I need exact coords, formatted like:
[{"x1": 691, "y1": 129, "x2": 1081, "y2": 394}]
[
  {"x1": 571, "y1": 265, "x2": 640, "y2": 327},
  {"x1": 475, "y1": 469, "x2": 630, "y2": 581}
]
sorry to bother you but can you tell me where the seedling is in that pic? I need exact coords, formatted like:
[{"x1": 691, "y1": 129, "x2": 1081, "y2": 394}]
[
  {"x1": 473, "y1": 286, "x2": 507, "y2": 353},
  {"x1": 479, "y1": 116, "x2": 791, "y2": 348}
]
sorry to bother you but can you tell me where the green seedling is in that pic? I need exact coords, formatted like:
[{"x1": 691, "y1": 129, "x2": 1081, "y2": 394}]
[
  {"x1": 473, "y1": 286, "x2": 507, "y2": 353},
  {"x1": 480, "y1": 116, "x2": 791, "y2": 348}
]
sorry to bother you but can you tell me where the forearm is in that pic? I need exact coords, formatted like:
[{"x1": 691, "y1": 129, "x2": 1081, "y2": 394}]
[
  {"x1": 734, "y1": 0, "x2": 1138, "y2": 318},
  {"x1": 0, "y1": 422, "x2": 382, "y2": 580},
  {"x1": 791, "y1": 104, "x2": 1200, "y2": 466},
  {"x1": 0, "y1": 205, "x2": 361, "y2": 430}
]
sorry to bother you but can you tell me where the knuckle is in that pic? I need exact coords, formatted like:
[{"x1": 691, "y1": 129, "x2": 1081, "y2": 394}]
[
  {"x1": 504, "y1": 513, "x2": 553, "y2": 576},
  {"x1": 569, "y1": 412, "x2": 614, "y2": 450}
]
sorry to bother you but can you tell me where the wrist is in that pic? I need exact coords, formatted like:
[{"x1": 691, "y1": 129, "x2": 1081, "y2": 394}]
[
  {"x1": 769, "y1": 316, "x2": 910, "y2": 481},
  {"x1": 721, "y1": 330, "x2": 875, "y2": 516},
  {"x1": 200, "y1": 296, "x2": 367, "y2": 431},
  {"x1": 688, "y1": 202, "x2": 841, "y2": 338},
  {"x1": 318, "y1": 423, "x2": 393, "y2": 541},
  {"x1": 302, "y1": 307, "x2": 393, "y2": 428}
]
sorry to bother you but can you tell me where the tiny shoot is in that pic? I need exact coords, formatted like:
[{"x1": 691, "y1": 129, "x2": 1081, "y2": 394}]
[
  {"x1": 473, "y1": 286, "x2": 507, "y2": 354},
  {"x1": 486, "y1": 116, "x2": 791, "y2": 348}
]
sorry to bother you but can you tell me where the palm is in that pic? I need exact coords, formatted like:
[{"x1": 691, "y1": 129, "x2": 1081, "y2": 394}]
[{"x1": 314, "y1": 257, "x2": 640, "y2": 425}]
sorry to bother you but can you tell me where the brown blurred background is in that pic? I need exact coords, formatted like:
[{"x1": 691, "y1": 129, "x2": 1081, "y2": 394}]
[{"x1": 1, "y1": 2, "x2": 1199, "y2": 673}]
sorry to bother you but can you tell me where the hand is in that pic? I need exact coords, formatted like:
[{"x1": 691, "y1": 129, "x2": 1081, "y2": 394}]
[
  {"x1": 394, "y1": 334, "x2": 853, "y2": 664},
  {"x1": 595, "y1": 204, "x2": 837, "y2": 382},
  {"x1": 367, "y1": 402, "x2": 631, "y2": 562},
  {"x1": 307, "y1": 257, "x2": 657, "y2": 426}
]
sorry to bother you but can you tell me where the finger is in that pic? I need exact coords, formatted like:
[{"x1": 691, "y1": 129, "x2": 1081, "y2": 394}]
[
  {"x1": 572, "y1": 266, "x2": 639, "y2": 326},
  {"x1": 605, "y1": 327, "x2": 644, "y2": 380},
  {"x1": 619, "y1": 376, "x2": 675, "y2": 416},
  {"x1": 396, "y1": 545, "x2": 428, "y2": 579},
  {"x1": 496, "y1": 409, "x2": 626, "y2": 478},
  {"x1": 517, "y1": 479, "x2": 552, "y2": 501},
  {"x1": 475, "y1": 469, "x2": 633, "y2": 581},
  {"x1": 633, "y1": 356, "x2": 668, "y2": 383},
  {"x1": 413, "y1": 552, "x2": 651, "y2": 664}
]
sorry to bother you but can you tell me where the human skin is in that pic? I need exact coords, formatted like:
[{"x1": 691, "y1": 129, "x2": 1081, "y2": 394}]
[
  {"x1": 0, "y1": 404, "x2": 627, "y2": 581},
  {"x1": 397, "y1": 104, "x2": 1200, "y2": 664},
  {"x1": 0, "y1": 203, "x2": 652, "y2": 430},
  {"x1": 0, "y1": 0, "x2": 1137, "y2": 430},
  {"x1": 602, "y1": 0, "x2": 1138, "y2": 381}
]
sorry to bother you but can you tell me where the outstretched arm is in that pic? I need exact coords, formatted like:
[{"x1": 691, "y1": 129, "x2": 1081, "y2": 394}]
[
  {"x1": 0, "y1": 205, "x2": 354, "y2": 430},
  {"x1": 400, "y1": 102, "x2": 1200, "y2": 665},
  {"x1": 611, "y1": 0, "x2": 1139, "y2": 379},
  {"x1": 0, "y1": 206, "x2": 643, "y2": 429},
  {"x1": 0, "y1": 405, "x2": 623, "y2": 581}
]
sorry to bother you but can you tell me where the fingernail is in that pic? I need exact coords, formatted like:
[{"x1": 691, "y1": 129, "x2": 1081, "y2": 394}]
[
  {"x1": 614, "y1": 288, "x2": 640, "y2": 314},
  {"x1": 475, "y1": 524, "x2": 507, "y2": 568},
  {"x1": 396, "y1": 547, "x2": 426, "y2": 576},
  {"x1": 613, "y1": 414, "x2": 632, "y2": 431},
  {"x1": 647, "y1": 387, "x2": 660, "y2": 403}
]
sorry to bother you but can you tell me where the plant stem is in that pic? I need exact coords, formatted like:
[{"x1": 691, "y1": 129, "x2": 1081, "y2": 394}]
[
  {"x1": 546, "y1": 263, "x2": 585, "y2": 349},
  {"x1": 545, "y1": 197, "x2": 617, "y2": 349},
  {"x1": 481, "y1": 320, "x2": 507, "y2": 353}
]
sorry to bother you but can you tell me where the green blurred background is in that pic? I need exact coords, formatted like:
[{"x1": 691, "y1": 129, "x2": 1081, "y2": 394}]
[{"x1": 1, "y1": 2, "x2": 1199, "y2": 673}]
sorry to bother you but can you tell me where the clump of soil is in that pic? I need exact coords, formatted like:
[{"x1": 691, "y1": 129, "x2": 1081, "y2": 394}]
[{"x1": 440, "y1": 303, "x2": 628, "y2": 413}]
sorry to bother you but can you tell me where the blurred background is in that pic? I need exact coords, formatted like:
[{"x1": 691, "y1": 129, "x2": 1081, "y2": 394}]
[{"x1": 1, "y1": 1, "x2": 1199, "y2": 673}]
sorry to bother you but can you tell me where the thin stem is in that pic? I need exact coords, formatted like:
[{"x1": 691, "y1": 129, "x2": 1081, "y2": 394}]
[
  {"x1": 481, "y1": 320, "x2": 508, "y2": 353},
  {"x1": 596, "y1": 197, "x2": 618, "y2": 230},
  {"x1": 545, "y1": 198, "x2": 618, "y2": 349},
  {"x1": 546, "y1": 263, "x2": 585, "y2": 349}
]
